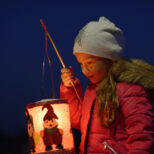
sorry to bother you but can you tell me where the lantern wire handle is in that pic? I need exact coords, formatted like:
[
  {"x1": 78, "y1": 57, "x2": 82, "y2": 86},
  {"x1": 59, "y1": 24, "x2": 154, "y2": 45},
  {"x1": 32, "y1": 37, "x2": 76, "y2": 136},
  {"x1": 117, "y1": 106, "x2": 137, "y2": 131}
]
[
  {"x1": 41, "y1": 20, "x2": 56, "y2": 99},
  {"x1": 41, "y1": 54, "x2": 45, "y2": 99},
  {"x1": 40, "y1": 19, "x2": 82, "y2": 103}
]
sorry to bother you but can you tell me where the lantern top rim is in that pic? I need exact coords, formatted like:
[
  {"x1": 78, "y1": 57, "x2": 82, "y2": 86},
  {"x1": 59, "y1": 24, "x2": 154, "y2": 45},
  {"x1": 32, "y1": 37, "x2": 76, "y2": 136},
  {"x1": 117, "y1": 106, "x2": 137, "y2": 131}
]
[{"x1": 26, "y1": 98, "x2": 67, "y2": 109}]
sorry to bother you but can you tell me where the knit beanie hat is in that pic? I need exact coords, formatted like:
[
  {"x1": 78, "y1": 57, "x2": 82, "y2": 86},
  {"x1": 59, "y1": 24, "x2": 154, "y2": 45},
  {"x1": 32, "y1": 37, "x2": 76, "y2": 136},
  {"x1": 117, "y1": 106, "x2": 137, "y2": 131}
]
[{"x1": 73, "y1": 16, "x2": 124, "y2": 61}]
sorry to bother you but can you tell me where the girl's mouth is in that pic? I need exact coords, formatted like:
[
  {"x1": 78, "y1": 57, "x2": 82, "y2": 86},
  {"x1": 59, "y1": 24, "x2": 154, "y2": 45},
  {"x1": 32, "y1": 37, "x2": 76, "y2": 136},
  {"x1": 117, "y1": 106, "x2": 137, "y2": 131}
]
[{"x1": 87, "y1": 76, "x2": 93, "y2": 78}]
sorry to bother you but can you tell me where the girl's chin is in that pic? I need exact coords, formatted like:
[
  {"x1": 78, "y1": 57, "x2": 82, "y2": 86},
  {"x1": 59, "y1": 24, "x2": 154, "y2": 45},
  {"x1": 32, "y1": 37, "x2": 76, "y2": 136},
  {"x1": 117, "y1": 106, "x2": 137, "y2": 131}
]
[
  {"x1": 89, "y1": 80, "x2": 100, "y2": 84},
  {"x1": 89, "y1": 79, "x2": 103, "y2": 84}
]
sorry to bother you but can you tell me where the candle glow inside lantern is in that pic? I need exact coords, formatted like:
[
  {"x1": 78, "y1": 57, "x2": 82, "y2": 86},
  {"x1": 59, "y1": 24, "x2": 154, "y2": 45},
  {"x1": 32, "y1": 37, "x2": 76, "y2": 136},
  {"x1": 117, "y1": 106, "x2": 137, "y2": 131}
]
[{"x1": 25, "y1": 99, "x2": 75, "y2": 154}]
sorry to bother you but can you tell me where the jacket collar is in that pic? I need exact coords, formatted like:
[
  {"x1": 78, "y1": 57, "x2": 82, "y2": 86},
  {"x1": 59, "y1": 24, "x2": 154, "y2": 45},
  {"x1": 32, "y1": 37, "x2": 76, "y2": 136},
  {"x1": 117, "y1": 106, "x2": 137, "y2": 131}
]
[{"x1": 111, "y1": 58, "x2": 154, "y2": 101}]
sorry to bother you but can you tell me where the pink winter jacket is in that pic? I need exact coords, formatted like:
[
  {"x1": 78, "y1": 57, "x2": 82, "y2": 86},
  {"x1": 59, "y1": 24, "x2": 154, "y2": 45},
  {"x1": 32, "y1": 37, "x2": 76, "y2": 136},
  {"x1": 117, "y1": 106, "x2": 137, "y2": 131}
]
[{"x1": 60, "y1": 80, "x2": 154, "y2": 154}]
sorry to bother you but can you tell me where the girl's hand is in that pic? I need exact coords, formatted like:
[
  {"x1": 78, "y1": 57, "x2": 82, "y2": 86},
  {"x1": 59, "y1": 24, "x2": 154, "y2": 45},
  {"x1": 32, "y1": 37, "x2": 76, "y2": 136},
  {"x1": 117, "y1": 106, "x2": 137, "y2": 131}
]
[{"x1": 61, "y1": 66, "x2": 76, "y2": 87}]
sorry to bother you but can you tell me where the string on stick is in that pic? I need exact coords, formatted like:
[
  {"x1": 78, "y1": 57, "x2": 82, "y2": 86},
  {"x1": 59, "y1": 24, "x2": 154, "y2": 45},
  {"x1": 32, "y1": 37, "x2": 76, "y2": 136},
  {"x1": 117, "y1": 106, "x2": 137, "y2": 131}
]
[{"x1": 41, "y1": 19, "x2": 55, "y2": 99}]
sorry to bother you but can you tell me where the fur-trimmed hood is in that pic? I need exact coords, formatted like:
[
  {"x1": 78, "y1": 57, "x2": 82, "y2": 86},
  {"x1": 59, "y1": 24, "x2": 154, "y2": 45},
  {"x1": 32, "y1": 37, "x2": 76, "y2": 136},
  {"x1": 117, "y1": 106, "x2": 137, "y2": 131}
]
[{"x1": 111, "y1": 58, "x2": 154, "y2": 101}]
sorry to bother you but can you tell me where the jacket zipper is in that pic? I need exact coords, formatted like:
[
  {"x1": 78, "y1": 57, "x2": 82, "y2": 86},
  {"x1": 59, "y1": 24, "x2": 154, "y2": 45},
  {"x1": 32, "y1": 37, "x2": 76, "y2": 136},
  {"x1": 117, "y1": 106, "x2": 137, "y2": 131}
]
[{"x1": 103, "y1": 141, "x2": 118, "y2": 154}]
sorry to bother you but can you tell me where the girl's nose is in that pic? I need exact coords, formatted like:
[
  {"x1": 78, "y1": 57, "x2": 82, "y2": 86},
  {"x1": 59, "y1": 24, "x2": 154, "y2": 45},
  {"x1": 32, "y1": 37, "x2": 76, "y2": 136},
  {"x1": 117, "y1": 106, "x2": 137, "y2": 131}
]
[
  {"x1": 82, "y1": 67, "x2": 89, "y2": 72},
  {"x1": 82, "y1": 67, "x2": 90, "y2": 76}
]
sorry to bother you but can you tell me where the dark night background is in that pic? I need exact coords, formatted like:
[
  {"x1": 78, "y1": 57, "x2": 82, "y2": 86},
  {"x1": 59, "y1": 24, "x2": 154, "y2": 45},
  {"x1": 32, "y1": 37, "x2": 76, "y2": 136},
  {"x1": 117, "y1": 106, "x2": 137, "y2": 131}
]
[{"x1": 0, "y1": 0, "x2": 154, "y2": 153}]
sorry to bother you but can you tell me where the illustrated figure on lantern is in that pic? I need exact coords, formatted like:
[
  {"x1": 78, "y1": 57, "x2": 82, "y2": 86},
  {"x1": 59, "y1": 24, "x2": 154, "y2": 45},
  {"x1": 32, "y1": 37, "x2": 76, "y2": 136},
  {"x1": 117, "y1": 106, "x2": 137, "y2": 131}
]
[
  {"x1": 40, "y1": 103, "x2": 64, "y2": 151},
  {"x1": 25, "y1": 109, "x2": 36, "y2": 153}
]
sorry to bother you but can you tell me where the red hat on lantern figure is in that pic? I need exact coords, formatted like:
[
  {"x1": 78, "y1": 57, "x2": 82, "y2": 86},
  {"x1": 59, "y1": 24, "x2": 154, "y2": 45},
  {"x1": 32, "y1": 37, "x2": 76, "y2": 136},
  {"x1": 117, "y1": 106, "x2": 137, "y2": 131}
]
[{"x1": 42, "y1": 103, "x2": 58, "y2": 120}]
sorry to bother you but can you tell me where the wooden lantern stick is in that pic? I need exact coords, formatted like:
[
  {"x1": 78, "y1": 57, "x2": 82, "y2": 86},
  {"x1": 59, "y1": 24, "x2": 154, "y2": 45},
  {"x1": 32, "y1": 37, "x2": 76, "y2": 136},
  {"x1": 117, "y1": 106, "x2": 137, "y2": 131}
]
[{"x1": 40, "y1": 19, "x2": 82, "y2": 103}]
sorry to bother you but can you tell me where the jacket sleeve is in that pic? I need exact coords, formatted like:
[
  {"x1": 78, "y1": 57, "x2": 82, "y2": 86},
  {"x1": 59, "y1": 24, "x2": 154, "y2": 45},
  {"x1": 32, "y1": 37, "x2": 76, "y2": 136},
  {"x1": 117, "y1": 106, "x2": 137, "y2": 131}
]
[
  {"x1": 118, "y1": 82, "x2": 154, "y2": 154},
  {"x1": 60, "y1": 79, "x2": 83, "y2": 129}
]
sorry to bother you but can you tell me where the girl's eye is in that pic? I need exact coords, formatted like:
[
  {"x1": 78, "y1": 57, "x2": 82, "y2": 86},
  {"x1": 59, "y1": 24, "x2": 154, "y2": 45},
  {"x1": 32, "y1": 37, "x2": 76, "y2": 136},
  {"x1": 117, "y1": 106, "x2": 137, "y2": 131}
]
[
  {"x1": 87, "y1": 62, "x2": 92, "y2": 65},
  {"x1": 87, "y1": 60, "x2": 96, "y2": 66}
]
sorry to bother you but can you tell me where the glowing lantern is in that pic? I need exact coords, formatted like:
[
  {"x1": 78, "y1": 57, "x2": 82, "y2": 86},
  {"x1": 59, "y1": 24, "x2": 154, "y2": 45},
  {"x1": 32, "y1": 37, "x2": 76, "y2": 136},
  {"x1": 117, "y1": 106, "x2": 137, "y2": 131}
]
[{"x1": 25, "y1": 99, "x2": 76, "y2": 154}]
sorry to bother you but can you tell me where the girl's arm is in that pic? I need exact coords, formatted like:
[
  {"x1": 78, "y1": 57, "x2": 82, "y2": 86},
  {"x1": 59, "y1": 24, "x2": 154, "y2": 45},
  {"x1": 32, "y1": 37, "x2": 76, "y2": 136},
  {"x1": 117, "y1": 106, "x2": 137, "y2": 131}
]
[{"x1": 60, "y1": 78, "x2": 83, "y2": 129}]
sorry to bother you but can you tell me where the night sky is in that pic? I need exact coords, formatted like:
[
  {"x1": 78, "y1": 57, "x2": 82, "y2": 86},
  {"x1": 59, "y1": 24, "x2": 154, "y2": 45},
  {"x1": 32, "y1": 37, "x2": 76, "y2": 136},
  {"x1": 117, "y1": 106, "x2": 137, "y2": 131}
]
[{"x1": 0, "y1": 0, "x2": 154, "y2": 137}]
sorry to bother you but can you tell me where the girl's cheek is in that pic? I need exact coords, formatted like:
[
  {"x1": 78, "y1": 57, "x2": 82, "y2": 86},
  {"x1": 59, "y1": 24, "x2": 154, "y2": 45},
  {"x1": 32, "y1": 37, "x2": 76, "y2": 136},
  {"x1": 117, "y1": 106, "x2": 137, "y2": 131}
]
[
  {"x1": 97, "y1": 61, "x2": 109, "y2": 70},
  {"x1": 92, "y1": 63, "x2": 103, "y2": 71}
]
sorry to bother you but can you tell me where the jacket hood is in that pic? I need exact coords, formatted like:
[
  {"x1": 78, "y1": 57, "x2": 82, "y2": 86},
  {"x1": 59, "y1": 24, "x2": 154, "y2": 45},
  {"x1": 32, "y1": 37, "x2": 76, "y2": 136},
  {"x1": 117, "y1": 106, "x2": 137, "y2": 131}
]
[{"x1": 111, "y1": 58, "x2": 154, "y2": 101}]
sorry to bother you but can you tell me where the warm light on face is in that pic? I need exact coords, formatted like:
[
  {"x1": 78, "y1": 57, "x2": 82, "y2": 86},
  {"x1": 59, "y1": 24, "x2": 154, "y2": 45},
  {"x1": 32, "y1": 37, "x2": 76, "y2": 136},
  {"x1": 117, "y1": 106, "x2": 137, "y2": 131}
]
[
  {"x1": 25, "y1": 99, "x2": 75, "y2": 153},
  {"x1": 75, "y1": 53, "x2": 112, "y2": 84}
]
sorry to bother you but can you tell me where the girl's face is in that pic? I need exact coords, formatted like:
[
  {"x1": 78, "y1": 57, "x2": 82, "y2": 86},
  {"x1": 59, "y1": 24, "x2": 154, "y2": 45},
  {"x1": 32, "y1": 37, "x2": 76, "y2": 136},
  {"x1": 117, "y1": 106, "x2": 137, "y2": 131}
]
[{"x1": 75, "y1": 53, "x2": 112, "y2": 84}]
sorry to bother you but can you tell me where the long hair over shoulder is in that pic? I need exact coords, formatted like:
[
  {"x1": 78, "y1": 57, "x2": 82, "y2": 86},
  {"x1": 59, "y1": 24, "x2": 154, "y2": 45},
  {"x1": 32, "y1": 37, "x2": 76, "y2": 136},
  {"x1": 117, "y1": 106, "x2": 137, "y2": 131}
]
[{"x1": 96, "y1": 69, "x2": 119, "y2": 128}]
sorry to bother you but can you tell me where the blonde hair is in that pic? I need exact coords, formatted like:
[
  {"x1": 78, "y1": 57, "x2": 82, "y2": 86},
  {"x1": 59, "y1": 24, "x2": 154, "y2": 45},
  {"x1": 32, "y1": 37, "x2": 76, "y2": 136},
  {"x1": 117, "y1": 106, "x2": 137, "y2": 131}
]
[{"x1": 96, "y1": 68, "x2": 119, "y2": 128}]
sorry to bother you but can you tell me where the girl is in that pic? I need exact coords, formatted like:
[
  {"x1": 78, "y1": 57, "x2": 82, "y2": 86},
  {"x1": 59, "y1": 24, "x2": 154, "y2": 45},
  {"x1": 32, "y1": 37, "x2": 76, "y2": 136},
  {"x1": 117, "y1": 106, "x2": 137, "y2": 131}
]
[{"x1": 60, "y1": 17, "x2": 154, "y2": 154}]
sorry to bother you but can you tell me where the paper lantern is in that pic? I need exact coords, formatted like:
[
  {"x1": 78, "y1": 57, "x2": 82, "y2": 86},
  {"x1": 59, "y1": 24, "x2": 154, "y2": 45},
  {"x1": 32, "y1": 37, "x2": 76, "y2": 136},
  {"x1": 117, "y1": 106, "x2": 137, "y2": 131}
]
[{"x1": 25, "y1": 99, "x2": 76, "y2": 154}]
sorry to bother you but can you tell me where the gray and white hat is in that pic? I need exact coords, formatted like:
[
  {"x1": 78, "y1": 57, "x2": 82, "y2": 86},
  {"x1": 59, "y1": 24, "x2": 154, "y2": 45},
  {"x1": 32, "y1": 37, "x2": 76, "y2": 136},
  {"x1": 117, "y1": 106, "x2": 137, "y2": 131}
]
[{"x1": 73, "y1": 16, "x2": 124, "y2": 61}]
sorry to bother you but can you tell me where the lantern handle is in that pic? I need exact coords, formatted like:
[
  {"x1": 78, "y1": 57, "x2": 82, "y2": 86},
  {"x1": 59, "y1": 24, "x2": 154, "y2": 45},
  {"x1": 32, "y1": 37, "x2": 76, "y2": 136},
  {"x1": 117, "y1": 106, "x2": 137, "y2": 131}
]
[
  {"x1": 40, "y1": 19, "x2": 82, "y2": 103},
  {"x1": 41, "y1": 31, "x2": 56, "y2": 99}
]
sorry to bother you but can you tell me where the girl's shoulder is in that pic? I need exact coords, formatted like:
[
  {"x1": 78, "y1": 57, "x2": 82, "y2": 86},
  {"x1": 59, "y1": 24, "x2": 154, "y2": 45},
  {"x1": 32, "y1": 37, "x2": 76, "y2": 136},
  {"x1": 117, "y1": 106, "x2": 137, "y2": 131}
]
[
  {"x1": 116, "y1": 81, "x2": 148, "y2": 97},
  {"x1": 116, "y1": 81, "x2": 154, "y2": 120},
  {"x1": 113, "y1": 58, "x2": 154, "y2": 101},
  {"x1": 116, "y1": 81, "x2": 150, "y2": 104}
]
